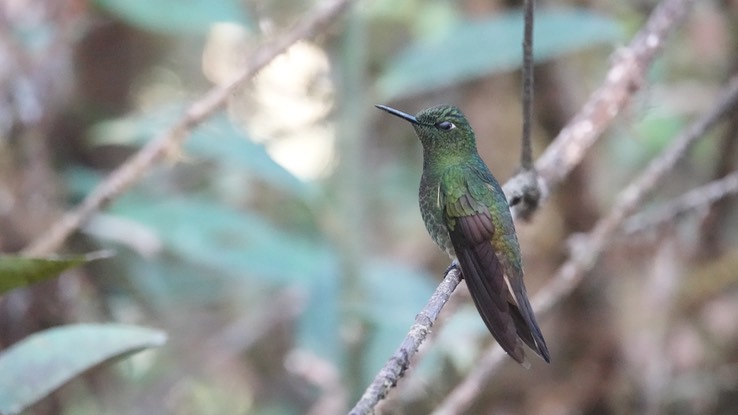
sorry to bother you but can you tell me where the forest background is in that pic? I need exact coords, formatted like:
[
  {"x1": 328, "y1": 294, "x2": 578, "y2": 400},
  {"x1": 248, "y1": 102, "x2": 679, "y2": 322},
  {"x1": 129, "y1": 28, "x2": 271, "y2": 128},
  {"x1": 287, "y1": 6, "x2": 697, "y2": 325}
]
[{"x1": 1, "y1": 0, "x2": 737, "y2": 414}]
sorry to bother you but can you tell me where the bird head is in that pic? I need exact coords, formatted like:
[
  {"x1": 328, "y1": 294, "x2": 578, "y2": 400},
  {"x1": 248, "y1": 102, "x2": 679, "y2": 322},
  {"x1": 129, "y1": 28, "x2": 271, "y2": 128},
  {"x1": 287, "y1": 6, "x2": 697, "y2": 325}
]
[{"x1": 375, "y1": 104, "x2": 477, "y2": 159}]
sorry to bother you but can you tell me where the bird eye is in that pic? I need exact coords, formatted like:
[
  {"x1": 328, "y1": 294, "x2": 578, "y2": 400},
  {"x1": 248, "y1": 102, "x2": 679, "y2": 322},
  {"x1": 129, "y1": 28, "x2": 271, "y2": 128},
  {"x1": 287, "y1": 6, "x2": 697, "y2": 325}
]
[{"x1": 435, "y1": 121, "x2": 455, "y2": 130}]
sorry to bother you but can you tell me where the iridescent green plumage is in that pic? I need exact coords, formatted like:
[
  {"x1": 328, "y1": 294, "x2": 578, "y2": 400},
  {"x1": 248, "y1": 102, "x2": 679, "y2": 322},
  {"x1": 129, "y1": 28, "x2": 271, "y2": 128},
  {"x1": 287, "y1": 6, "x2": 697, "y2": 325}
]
[{"x1": 376, "y1": 104, "x2": 550, "y2": 366}]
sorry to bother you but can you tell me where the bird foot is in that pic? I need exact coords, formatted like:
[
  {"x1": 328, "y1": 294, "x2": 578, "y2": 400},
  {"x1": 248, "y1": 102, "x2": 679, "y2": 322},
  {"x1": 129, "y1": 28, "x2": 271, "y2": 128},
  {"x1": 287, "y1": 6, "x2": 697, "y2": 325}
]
[{"x1": 444, "y1": 259, "x2": 461, "y2": 278}]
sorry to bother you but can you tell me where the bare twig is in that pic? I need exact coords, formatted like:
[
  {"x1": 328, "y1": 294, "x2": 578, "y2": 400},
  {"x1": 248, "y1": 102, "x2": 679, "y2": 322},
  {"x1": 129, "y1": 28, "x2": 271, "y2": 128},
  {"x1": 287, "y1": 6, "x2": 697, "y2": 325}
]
[
  {"x1": 20, "y1": 0, "x2": 355, "y2": 256},
  {"x1": 698, "y1": 103, "x2": 738, "y2": 254},
  {"x1": 433, "y1": 75, "x2": 738, "y2": 415},
  {"x1": 507, "y1": 0, "x2": 541, "y2": 221},
  {"x1": 354, "y1": 0, "x2": 696, "y2": 413},
  {"x1": 623, "y1": 169, "x2": 738, "y2": 235},
  {"x1": 523, "y1": 0, "x2": 697, "y2": 201},
  {"x1": 348, "y1": 265, "x2": 462, "y2": 415},
  {"x1": 520, "y1": 0, "x2": 535, "y2": 170}
]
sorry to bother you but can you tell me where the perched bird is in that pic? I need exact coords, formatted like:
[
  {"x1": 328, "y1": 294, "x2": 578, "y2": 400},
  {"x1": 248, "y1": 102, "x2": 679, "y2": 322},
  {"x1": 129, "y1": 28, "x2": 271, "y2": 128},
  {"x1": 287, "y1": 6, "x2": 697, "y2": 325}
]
[{"x1": 376, "y1": 104, "x2": 550, "y2": 367}]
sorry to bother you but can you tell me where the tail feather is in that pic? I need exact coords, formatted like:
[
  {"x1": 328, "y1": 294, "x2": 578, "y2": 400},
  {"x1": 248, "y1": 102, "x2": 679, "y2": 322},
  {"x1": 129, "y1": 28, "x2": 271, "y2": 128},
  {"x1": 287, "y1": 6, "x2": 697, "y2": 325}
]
[
  {"x1": 509, "y1": 300, "x2": 549, "y2": 362},
  {"x1": 451, "y1": 217, "x2": 527, "y2": 364},
  {"x1": 456, "y1": 245, "x2": 526, "y2": 364},
  {"x1": 506, "y1": 275, "x2": 550, "y2": 362},
  {"x1": 449, "y1": 213, "x2": 549, "y2": 365}
]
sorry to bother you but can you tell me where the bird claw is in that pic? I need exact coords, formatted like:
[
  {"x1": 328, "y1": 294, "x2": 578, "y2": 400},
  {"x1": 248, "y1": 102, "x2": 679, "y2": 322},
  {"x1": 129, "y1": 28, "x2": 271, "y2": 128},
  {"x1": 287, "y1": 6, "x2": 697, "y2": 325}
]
[{"x1": 444, "y1": 259, "x2": 461, "y2": 278}]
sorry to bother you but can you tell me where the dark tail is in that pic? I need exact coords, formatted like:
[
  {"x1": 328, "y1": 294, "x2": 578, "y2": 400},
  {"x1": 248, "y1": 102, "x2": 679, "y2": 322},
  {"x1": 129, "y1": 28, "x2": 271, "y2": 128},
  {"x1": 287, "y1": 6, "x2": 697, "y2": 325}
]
[
  {"x1": 451, "y1": 227, "x2": 527, "y2": 365},
  {"x1": 449, "y1": 212, "x2": 550, "y2": 365},
  {"x1": 509, "y1": 289, "x2": 550, "y2": 362}
]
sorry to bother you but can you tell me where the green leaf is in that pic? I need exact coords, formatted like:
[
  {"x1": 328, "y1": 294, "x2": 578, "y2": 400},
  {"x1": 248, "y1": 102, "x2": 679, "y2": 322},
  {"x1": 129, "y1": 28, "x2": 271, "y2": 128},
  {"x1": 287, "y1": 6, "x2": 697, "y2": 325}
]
[
  {"x1": 90, "y1": 107, "x2": 311, "y2": 198},
  {"x1": 0, "y1": 323, "x2": 166, "y2": 415},
  {"x1": 186, "y1": 115, "x2": 312, "y2": 198},
  {"x1": 107, "y1": 197, "x2": 330, "y2": 284},
  {"x1": 94, "y1": 0, "x2": 251, "y2": 35},
  {"x1": 0, "y1": 251, "x2": 112, "y2": 294},
  {"x1": 379, "y1": 8, "x2": 623, "y2": 99}
]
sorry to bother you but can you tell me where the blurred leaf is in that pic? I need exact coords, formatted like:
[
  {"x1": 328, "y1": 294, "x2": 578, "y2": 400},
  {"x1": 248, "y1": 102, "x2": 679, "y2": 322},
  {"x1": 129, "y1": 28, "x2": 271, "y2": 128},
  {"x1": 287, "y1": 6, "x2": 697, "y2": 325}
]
[
  {"x1": 107, "y1": 195, "x2": 344, "y2": 366},
  {"x1": 431, "y1": 305, "x2": 486, "y2": 371},
  {"x1": 295, "y1": 260, "x2": 342, "y2": 365},
  {"x1": 94, "y1": 0, "x2": 251, "y2": 35},
  {"x1": 108, "y1": 197, "x2": 330, "y2": 284},
  {"x1": 402, "y1": 306, "x2": 486, "y2": 396},
  {"x1": 64, "y1": 167, "x2": 105, "y2": 202},
  {"x1": 379, "y1": 8, "x2": 622, "y2": 99},
  {"x1": 0, "y1": 251, "x2": 111, "y2": 294},
  {"x1": 358, "y1": 260, "x2": 436, "y2": 385},
  {"x1": 368, "y1": 0, "x2": 460, "y2": 36},
  {"x1": 90, "y1": 108, "x2": 311, "y2": 198},
  {"x1": 412, "y1": 1, "x2": 460, "y2": 38},
  {"x1": 0, "y1": 324, "x2": 166, "y2": 415},
  {"x1": 610, "y1": 114, "x2": 685, "y2": 172},
  {"x1": 116, "y1": 248, "x2": 233, "y2": 313},
  {"x1": 186, "y1": 116, "x2": 312, "y2": 198}
]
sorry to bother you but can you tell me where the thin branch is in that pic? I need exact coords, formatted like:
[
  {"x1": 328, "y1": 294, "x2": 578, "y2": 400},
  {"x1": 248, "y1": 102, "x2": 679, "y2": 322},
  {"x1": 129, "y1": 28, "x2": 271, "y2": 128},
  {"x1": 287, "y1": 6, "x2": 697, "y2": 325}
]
[
  {"x1": 507, "y1": 0, "x2": 541, "y2": 221},
  {"x1": 20, "y1": 0, "x2": 355, "y2": 256},
  {"x1": 509, "y1": 2, "x2": 670, "y2": 217},
  {"x1": 521, "y1": 0, "x2": 697, "y2": 202},
  {"x1": 348, "y1": 265, "x2": 462, "y2": 415},
  {"x1": 353, "y1": 0, "x2": 695, "y2": 413},
  {"x1": 622, "y1": 169, "x2": 738, "y2": 235},
  {"x1": 520, "y1": 0, "x2": 535, "y2": 170},
  {"x1": 433, "y1": 75, "x2": 738, "y2": 415},
  {"x1": 698, "y1": 103, "x2": 738, "y2": 254}
]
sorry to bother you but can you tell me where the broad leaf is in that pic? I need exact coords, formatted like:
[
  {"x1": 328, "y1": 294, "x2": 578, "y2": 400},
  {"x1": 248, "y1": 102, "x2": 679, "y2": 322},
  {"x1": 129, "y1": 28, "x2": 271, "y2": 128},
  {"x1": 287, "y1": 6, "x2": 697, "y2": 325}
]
[
  {"x1": 107, "y1": 197, "x2": 330, "y2": 284},
  {"x1": 0, "y1": 324, "x2": 166, "y2": 415},
  {"x1": 0, "y1": 251, "x2": 111, "y2": 294},
  {"x1": 90, "y1": 108, "x2": 310, "y2": 198},
  {"x1": 379, "y1": 8, "x2": 623, "y2": 99},
  {"x1": 94, "y1": 0, "x2": 251, "y2": 35}
]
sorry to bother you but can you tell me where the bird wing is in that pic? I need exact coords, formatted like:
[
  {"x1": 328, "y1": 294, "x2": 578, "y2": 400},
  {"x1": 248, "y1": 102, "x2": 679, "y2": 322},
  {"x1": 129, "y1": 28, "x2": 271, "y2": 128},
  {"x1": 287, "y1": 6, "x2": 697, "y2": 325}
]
[{"x1": 442, "y1": 166, "x2": 549, "y2": 364}]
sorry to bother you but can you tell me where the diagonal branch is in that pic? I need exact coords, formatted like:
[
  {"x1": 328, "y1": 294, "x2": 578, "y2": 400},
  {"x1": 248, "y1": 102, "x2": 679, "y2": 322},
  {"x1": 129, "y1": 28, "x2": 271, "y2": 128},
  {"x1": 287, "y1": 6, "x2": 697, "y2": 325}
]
[
  {"x1": 622, "y1": 169, "x2": 738, "y2": 235},
  {"x1": 21, "y1": 0, "x2": 355, "y2": 256},
  {"x1": 433, "y1": 74, "x2": 738, "y2": 415},
  {"x1": 352, "y1": 0, "x2": 697, "y2": 413}
]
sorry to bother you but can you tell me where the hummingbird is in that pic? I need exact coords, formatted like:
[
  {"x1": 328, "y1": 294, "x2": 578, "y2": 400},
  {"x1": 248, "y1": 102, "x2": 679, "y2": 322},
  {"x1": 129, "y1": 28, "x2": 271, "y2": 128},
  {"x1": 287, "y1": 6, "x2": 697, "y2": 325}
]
[{"x1": 376, "y1": 104, "x2": 550, "y2": 367}]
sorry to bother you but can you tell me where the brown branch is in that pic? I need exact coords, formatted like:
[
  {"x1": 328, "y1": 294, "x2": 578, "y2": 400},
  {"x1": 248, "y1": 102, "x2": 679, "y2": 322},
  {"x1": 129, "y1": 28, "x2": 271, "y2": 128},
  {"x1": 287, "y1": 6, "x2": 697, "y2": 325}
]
[
  {"x1": 352, "y1": 0, "x2": 696, "y2": 413},
  {"x1": 433, "y1": 74, "x2": 738, "y2": 415},
  {"x1": 20, "y1": 0, "x2": 355, "y2": 256}
]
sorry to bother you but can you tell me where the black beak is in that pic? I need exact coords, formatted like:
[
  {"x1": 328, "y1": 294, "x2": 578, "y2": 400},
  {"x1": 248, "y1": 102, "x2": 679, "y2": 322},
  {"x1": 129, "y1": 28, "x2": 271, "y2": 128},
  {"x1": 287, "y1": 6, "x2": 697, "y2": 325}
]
[{"x1": 375, "y1": 104, "x2": 418, "y2": 124}]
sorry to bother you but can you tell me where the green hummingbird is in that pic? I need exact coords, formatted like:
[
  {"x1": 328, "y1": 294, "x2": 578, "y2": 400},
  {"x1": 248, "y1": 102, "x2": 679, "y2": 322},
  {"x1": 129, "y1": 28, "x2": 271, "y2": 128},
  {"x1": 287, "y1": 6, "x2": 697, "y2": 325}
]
[{"x1": 376, "y1": 104, "x2": 550, "y2": 366}]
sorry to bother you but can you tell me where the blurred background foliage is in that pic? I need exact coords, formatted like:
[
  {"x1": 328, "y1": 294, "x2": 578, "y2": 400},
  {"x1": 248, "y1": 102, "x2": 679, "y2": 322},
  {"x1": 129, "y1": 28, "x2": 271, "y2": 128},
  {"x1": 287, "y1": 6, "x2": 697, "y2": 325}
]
[{"x1": 1, "y1": 0, "x2": 737, "y2": 414}]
